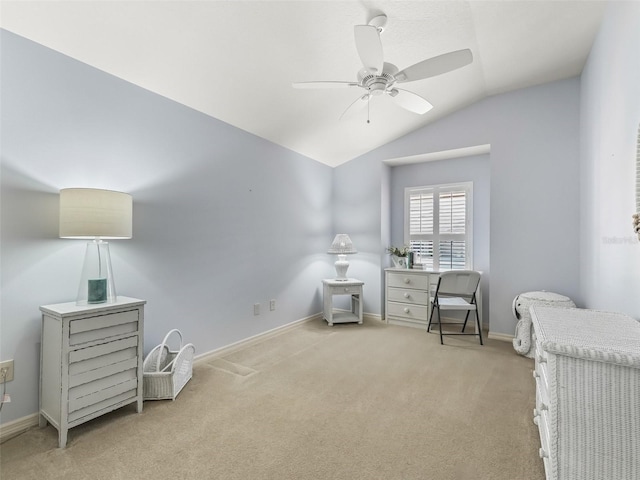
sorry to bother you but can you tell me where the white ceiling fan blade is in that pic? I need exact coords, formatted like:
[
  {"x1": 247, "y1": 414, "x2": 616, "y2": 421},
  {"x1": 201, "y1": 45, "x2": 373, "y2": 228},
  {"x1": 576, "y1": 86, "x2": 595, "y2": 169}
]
[
  {"x1": 354, "y1": 25, "x2": 383, "y2": 75},
  {"x1": 292, "y1": 81, "x2": 360, "y2": 89},
  {"x1": 339, "y1": 94, "x2": 370, "y2": 120},
  {"x1": 390, "y1": 88, "x2": 433, "y2": 114},
  {"x1": 395, "y1": 49, "x2": 473, "y2": 83}
]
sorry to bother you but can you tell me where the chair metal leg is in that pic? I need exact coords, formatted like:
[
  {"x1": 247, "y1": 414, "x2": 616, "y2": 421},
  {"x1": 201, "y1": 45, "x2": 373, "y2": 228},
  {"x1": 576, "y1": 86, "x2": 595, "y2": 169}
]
[
  {"x1": 427, "y1": 302, "x2": 436, "y2": 332},
  {"x1": 476, "y1": 311, "x2": 483, "y2": 345},
  {"x1": 437, "y1": 307, "x2": 444, "y2": 345},
  {"x1": 461, "y1": 310, "x2": 471, "y2": 332}
]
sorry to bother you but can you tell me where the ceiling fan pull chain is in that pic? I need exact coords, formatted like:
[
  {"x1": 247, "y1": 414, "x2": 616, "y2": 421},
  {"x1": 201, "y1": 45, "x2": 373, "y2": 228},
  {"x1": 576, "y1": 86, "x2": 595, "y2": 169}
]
[{"x1": 367, "y1": 91, "x2": 371, "y2": 124}]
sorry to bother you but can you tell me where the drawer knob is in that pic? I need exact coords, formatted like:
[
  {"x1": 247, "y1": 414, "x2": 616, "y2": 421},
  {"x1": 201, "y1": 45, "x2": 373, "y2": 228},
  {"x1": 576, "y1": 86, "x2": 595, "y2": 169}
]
[
  {"x1": 344, "y1": 288, "x2": 349, "y2": 292},
  {"x1": 539, "y1": 448, "x2": 548, "y2": 459},
  {"x1": 403, "y1": 293, "x2": 410, "y2": 299},
  {"x1": 540, "y1": 403, "x2": 548, "y2": 412},
  {"x1": 404, "y1": 307, "x2": 410, "y2": 313},
  {"x1": 533, "y1": 370, "x2": 539, "y2": 379},
  {"x1": 403, "y1": 278, "x2": 410, "y2": 284},
  {"x1": 533, "y1": 408, "x2": 539, "y2": 417}
]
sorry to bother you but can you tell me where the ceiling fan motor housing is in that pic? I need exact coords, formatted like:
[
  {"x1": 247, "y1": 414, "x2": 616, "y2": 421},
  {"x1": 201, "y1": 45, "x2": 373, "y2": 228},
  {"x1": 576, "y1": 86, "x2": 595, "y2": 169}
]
[{"x1": 358, "y1": 62, "x2": 398, "y2": 94}]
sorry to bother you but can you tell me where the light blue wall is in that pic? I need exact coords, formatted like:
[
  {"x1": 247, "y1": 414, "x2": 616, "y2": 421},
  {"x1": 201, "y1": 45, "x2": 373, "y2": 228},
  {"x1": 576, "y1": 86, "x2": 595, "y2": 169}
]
[
  {"x1": 331, "y1": 157, "x2": 389, "y2": 314},
  {"x1": 389, "y1": 155, "x2": 491, "y2": 324},
  {"x1": 579, "y1": 1, "x2": 640, "y2": 316},
  {"x1": 0, "y1": 30, "x2": 333, "y2": 424},
  {"x1": 334, "y1": 78, "x2": 581, "y2": 337}
]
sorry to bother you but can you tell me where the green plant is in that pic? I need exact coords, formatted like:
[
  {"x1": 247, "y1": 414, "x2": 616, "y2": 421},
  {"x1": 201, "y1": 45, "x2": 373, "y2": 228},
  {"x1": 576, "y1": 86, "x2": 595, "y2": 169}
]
[{"x1": 386, "y1": 245, "x2": 410, "y2": 257}]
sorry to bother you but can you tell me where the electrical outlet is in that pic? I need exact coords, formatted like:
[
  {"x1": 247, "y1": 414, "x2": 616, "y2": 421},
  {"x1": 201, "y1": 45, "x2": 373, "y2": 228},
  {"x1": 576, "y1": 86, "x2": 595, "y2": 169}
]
[
  {"x1": 270, "y1": 299, "x2": 276, "y2": 311},
  {"x1": 0, "y1": 360, "x2": 14, "y2": 383},
  {"x1": 254, "y1": 303, "x2": 260, "y2": 316}
]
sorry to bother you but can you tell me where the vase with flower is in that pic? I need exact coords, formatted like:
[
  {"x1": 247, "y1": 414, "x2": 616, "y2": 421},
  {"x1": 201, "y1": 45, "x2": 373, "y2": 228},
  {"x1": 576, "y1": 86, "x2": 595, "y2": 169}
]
[{"x1": 386, "y1": 245, "x2": 412, "y2": 268}]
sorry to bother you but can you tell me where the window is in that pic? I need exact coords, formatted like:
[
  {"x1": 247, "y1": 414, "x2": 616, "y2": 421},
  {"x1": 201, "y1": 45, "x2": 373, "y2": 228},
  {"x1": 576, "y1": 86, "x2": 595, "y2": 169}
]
[{"x1": 404, "y1": 182, "x2": 473, "y2": 270}]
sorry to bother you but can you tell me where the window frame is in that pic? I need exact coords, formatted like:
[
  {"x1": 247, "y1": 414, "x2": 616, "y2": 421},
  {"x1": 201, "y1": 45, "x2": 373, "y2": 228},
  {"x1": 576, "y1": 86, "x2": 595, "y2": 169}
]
[{"x1": 403, "y1": 181, "x2": 473, "y2": 271}]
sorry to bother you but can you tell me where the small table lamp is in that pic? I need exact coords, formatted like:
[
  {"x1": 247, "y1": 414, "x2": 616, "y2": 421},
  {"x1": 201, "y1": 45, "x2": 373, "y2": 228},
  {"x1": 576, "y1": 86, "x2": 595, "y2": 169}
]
[
  {"x1": 59, "y1": 188, "x2": 132, "y2": 305},
  {"x1": 328, "y1": 234, "x2": 357, "y2": 281}
]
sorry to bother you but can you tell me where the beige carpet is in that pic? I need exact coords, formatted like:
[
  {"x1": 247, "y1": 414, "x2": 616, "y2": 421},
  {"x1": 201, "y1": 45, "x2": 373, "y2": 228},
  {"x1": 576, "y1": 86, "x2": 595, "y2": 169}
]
[{"x1": 0, "y1": 319, "x2": 545, "y2": 480}]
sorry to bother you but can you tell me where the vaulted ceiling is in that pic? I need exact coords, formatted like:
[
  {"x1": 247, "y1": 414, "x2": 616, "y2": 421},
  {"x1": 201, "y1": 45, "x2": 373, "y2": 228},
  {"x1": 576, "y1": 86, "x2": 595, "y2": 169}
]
[{"x1": 0, "y1": 1, "x2": 608, "y2": 167}]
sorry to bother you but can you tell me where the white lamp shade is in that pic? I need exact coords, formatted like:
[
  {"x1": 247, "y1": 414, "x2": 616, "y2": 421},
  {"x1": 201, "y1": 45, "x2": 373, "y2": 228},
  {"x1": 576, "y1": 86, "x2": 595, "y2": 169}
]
[
  {"x1": 327, "y1": 234, "x2": 357, "y2": 254},
  {"x1": 59, "y1": 188, "x2": 133, "y2": 239}
]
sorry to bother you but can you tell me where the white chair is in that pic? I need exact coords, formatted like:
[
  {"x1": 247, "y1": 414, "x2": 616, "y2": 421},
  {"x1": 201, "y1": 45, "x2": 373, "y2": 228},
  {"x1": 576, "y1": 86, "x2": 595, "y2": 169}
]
[{"x1": 427, "y1": 270, "x2": 482, "y2": 345}]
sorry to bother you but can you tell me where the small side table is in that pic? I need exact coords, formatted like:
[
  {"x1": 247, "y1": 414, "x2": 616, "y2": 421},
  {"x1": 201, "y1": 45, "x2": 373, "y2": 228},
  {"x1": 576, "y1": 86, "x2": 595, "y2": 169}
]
[{"x1": 322, "y1": 278, "x2": 364, "y2": 326}]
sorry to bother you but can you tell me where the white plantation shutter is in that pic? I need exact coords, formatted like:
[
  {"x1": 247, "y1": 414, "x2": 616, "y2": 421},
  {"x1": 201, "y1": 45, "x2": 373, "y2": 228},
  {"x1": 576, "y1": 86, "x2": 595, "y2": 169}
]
[
  {"x1": 439, "y1": 190, "x2": 466, "y2": 234},
  {"x1": 405, "y1": 183, "x2": 472, "y2": 271},
  {"x1": 409, "y1": 192, "x2": 433, "y2": 235}
]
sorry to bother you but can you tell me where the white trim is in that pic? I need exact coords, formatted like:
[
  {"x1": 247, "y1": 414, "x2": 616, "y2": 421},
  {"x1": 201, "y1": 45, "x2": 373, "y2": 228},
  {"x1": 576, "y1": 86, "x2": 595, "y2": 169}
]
[
  {"x1": 383, "y1": 144, "x2": 491, "y2": 166},
  {"x1": 195, "y1": 311, "x2": 384, "y2": 366},
  {"x1": 362, "y1": 312, "x2": 383, "y2": 323},
  {"x1": 488, "y1": 331, "x2": 514, "y2": 342},
  {"x1": 0, "y1": 413, "x2": 39, "y2": 444},
  {"x1": 194, "y1": 313, "x2": 321, "y2": 365}
]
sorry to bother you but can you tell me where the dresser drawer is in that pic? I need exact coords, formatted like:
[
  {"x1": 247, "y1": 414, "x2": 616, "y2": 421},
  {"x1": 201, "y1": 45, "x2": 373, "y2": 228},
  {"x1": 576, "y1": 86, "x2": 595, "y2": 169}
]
[
  {"x1": 387, "y1": 302, "x2": 429, "y2": 321},
  {"x1": 68, "y1": 388, "x2": 138, "y2": 425},
  {"x1": 69, "y1": 310, "x2": 139, "y2": 346},
  {"x1": 69, "y1": 335, "x2": 139, "y2": 363},
  {"x1": 69, "y1": 369, "x2": 138, "y2": 414},
  {"x1": 387, "y1": 272, "x2": 430, "y2": 290},
  {"x1": 69, "y1": 347, "x2": 138, "y2": 388},
  {"x1": 387, "y1": 287, "x2": 430, "y2": 305}
]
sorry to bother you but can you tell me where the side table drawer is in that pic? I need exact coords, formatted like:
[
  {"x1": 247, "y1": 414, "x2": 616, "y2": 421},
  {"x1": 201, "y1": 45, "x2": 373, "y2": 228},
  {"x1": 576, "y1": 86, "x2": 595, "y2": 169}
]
[
  {"x1": 387, "y1": 302, "x2": 429, "y2": 321},
  {"x1": 327, "y1": 284, "x2": 361, "y2": 295}
]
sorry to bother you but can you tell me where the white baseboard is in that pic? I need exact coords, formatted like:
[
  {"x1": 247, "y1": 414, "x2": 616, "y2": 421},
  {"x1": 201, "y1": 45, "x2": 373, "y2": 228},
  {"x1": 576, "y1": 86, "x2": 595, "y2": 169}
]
[
  {"x1": 363, "y1": 313, "x2": 383, "y2": 322},
  {"x1": 488, "y1": 331, "x2": 514, "y2": 342},
  {"x1": 0, "y1": 413, "x2": 39, "y2": 444},
  {"x1": 194, "y1": 313, "x2": 322, "y2": 365}
]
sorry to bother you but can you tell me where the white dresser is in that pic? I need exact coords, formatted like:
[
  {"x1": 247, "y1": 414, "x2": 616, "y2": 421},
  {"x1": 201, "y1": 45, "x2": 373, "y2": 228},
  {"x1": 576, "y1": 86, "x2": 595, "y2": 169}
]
[
  {"x1": 384, "y1": 268, "x2": 439, "y2": 328},
  {"x1": 39, "y1": 297, "x2": 146, "y2": 447},
  {"x1": 531, "y1": 306, "x2": 640, "y2": 480}
]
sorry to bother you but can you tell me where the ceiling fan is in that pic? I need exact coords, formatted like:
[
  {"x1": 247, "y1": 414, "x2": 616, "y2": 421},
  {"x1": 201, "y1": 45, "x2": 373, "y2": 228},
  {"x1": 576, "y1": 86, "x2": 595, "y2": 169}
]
[{"x1": 292, "y1": 14, "x2": 473, "y2": 121}]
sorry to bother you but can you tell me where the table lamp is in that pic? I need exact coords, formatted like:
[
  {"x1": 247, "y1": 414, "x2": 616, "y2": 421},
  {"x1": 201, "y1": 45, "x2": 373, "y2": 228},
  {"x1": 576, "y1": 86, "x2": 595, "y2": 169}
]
[
  {"x1": 327, "y1": 234, "x2": 357, "y2": 281},
  {"x1": 59, "y1": 188, "x2": 132, "y2": 305}
]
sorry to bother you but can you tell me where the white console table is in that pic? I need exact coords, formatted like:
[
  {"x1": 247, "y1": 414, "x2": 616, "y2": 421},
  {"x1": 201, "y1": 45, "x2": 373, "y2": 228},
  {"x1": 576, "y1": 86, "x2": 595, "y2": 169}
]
[
  {"x1": 39, "y1": 297, "x2": 145, "y2": 448},
  {"x1": 322, "y1": 278, "x2": 364, "y2": 326},
  {"x1": 384, "y1": 268, "x2": 482, "y2": 331},
  {"x1": 531, "y1": 306, "x2": 640, "y2": 480}
]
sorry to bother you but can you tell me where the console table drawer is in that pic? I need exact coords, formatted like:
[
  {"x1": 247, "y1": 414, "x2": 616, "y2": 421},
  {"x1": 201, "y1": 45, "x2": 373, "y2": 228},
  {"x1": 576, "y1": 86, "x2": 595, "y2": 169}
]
[
  {"x1": 387, "y1": 287, "x2": 430, "y2": 305},
  {"x1": 387, "y1": 302, "x2": 429, "y2": 320},
  {"x1": 387, "y1": 272, "x2": 430, "y2": 290}
]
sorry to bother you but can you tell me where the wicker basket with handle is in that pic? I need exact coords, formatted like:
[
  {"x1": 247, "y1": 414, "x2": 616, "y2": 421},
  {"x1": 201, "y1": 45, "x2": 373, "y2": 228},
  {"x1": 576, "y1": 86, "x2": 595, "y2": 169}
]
[{"x1": 143, "y1": 329, "x2": 195, "y2": 401}]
